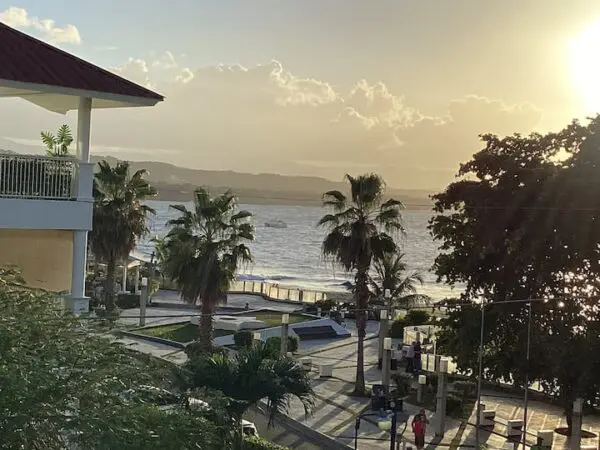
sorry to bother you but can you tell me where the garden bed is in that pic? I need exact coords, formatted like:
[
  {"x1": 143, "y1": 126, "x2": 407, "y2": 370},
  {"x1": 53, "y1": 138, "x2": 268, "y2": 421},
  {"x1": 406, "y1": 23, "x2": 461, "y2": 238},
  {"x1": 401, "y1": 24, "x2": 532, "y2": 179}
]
[
  {"x1": 136, "y1": 322, "x2": 234, "y2": 343},
  {"x1": 237, "y1": 311, "x2": 312, "y2": 327}
]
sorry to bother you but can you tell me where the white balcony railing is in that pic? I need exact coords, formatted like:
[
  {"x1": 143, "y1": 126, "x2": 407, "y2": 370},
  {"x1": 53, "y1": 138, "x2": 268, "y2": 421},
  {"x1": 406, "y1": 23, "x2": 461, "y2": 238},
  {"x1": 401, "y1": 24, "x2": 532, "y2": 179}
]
[{"x1": 0, "y1": 154, "x2": 77, "y2": 200}]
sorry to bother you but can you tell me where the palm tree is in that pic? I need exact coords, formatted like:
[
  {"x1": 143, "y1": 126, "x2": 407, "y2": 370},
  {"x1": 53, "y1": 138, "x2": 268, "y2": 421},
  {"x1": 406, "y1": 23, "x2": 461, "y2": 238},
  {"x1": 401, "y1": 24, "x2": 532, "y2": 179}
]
[
  {"x1": 318, "y1": 173, "x2": 403, "y2": 395},
  {"x1": 369, "y1": 251, "x2": 430, "y2": 308},
  {"x1": 180, "y1": 345, "x2": 314, "y2": 449},
  {"x1": 41, "y1": 124, "x2": 73, "y2": 157},
  {"x1": 160, "y1": 188, "x2": 254, "y2": 352},
  {"x1": 89, "y1": 160, "x2": 157, "y2": 311}
]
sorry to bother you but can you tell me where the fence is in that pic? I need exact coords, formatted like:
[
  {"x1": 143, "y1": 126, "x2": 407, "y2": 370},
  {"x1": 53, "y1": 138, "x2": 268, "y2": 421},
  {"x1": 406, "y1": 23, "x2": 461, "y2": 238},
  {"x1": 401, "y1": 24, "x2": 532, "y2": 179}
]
[
  {"x1": 0, "y1": 154, "x2": 77, "y2": 200},
  {"x1": 229, "y1": 280, "x2": 328, "y2": 304}
]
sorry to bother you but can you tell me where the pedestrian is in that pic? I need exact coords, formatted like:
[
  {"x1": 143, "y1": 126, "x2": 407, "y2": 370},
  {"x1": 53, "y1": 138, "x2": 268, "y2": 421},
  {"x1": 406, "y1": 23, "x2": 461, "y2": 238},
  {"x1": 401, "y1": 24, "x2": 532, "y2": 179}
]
[
  {"x1": 411, "y1": 409, "x2": 428, "y2": 450},
  {"x1": 413, "y1": 339, "x2": 422, "y2": 374},
  {"x1": 405, "y1": 341, "x2": 415, "y2": 373}
]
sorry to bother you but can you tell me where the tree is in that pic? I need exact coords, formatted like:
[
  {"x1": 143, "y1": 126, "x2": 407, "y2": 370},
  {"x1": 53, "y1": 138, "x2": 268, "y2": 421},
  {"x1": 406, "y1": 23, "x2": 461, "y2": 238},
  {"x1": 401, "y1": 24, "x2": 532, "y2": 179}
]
[
  {"x1": 160, "y1": 187, "x2": 254, "y2": 352},
  {"x1": 41, "y1": 124, "x2": 73, "y2": 157},
  {"x1": 89, "y1": 160, "x2": 156, "y2": 311},
  {"x1": 180, "y1": 345, "x2": 314, "y2": 449},
  {"x1": 369, "y1": 251, "x2": 429, "y2": 308},
  {"x1": 318, "y1": 173, "x2": 403, "y2": 394},
  {"x1": 429, "y1": 116, "x2": 600, "y2": 434},
  {"x1": 0, "y1": 271, "x2": 225, "y2": 449}
]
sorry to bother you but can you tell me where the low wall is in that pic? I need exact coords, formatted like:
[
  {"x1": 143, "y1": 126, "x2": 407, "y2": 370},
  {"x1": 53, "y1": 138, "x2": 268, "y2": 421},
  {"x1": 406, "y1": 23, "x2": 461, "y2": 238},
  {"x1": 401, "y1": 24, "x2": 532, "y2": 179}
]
[{"x1": 229, "y1": 280, "x2": 329, "y2": 304}]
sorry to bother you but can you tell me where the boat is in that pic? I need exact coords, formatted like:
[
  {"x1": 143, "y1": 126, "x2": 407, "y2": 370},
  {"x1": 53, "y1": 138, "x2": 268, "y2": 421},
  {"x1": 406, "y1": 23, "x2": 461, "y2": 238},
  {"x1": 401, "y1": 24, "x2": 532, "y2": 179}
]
[{"x1": 264, "y1": 219, "x2": 287, "y2": 229}]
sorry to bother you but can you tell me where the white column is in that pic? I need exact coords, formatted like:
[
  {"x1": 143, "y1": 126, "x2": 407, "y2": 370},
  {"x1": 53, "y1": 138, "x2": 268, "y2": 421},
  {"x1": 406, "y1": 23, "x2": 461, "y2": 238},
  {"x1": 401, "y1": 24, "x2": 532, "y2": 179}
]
[
  {"x1": 69, "y1": 97, "x2": 92, "y2": 314},
  {"x1": 122, "y1": 264, "x2": 128, "y2": 293},
  {"x1": 134, "y1": 265, "x2": 140, "y2": 293}
]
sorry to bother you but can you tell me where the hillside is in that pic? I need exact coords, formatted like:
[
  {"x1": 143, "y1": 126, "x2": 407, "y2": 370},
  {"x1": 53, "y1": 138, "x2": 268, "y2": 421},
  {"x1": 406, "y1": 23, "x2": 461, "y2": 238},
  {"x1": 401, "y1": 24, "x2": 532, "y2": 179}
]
[{"x1": 92, "y1": 156, "x2": 435, "y2": 209}]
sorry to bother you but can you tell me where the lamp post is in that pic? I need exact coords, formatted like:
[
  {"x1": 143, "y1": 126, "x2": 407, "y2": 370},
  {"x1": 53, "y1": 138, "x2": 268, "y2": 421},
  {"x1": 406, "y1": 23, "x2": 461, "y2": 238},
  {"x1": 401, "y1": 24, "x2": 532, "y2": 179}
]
[
  {"x1": 383, "y1": 336, "x2": 392, "y2": 394},
  {"x1": 280, "y1": 313, "x2": 290, "y2": 355},
  {"x1": 253, "y1": 331, "x2": 262, "y2": 347},
  {"x1": 475, "y1": 299, "x2": 485, "y2": 450},
  {"x1": 354, "y1": 401, "x2": 407, "y2": 450},
  {"x1": 139, "y1": 277, "x2": 148, "y2": 327},
  {"x1": 435, "y1": 358, "x2": 449, "y2": 437},
  {"x1": 148, "y1": 251, "x2": 155, "y2": 305},
  {"x1": 379, "y1": 289, "x2": 392, "y2": 369}
]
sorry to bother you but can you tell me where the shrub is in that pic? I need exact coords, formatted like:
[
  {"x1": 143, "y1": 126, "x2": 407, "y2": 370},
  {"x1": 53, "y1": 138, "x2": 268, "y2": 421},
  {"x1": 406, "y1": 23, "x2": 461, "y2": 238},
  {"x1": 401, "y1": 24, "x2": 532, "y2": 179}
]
[
  {"x1": 244, "y1": 436, "x2": 290, "y2": 450},
  {"x1": 389, "y1": 319, "x2": 406, "y2": 338},
  {"x1": 453, "y1": 381, "x2": 477, "y2": 398},
  {"x1": 404, "y1": 310, "x2": 430, "y2": 326},
  {"x1": 116, "y1": 293, "x2": 141, "y2": 309},
  {"x1": 315, "y1": 298, "x2": 337, "y2": 311},
  {"x1": 265, "y1": 335, "x2": 299, "y2": 355},
  {"x1": 445, "y1": 394, "x2": 463, "y2": 415},
  {"x1": 233, "y1": 330, "x2": 254, "y2": 348},
  {"x1": 392, "y1": 373, "x2": 413, "y2": 398}
]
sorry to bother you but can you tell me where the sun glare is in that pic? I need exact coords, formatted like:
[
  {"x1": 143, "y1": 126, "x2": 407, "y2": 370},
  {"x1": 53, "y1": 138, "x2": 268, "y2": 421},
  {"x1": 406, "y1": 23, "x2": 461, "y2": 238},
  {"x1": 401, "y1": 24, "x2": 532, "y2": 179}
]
[{"x1": 570, "y1": 20, "x2": 600, "y2": 114}]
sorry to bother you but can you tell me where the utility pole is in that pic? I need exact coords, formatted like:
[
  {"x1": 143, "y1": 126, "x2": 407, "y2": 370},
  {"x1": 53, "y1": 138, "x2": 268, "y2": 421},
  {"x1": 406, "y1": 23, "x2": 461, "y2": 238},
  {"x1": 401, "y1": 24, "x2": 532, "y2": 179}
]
[
  {"x1": 139, "y1": 276, "x2": 148, "y2": 327},
  {"x1": 281, "y1": 313, "x2": 289, "y2": 355}
]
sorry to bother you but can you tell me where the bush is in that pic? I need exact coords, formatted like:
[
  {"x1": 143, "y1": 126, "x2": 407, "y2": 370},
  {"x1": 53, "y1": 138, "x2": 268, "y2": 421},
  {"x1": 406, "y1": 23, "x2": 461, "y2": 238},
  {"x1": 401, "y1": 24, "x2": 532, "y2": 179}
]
[
  {"x1": 265, "y1": 336, "x2": 299, "y2": 355},
  {"x1": 116, "y1": 293, "x2": 141, "y2": 309},
  {"x1": 315, "y1": 298, "x2": 337, "y2": 311},
  {"x1": 244, "y1": 436, "x2": 290, "y2": 450},
  {"x1": 445, "y1": 394, "x2": 463, "y2": 415},
  {"x1": 392, "y1": 373, "x2": 413, "y2": 398},
  {"x1": 389, "y1": 319, "x2": 406, "y2": 338},
  {"x1": 404, "y1": 310, "x2": 430, "y2": 326},
  {"x1": 453, "y1": 381, "x2": 477, "y2": 398},
  {"x1": 233, "y1": 330, "x2": 254, "y2": 348}
]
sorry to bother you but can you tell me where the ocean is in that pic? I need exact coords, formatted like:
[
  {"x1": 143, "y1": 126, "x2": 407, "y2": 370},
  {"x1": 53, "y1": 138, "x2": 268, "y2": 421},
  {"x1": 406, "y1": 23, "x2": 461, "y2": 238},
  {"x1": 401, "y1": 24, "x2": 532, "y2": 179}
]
[{"x1": 138, "y1": 200, "x2": 460, "y2": 301}]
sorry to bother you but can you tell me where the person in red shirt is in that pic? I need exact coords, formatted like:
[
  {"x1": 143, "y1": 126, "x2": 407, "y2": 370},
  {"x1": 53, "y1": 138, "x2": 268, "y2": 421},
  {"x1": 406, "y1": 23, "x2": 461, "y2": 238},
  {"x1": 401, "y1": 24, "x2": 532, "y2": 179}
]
[{"x1": 411, "y1": 409, "x2": 428, "y2": 450}]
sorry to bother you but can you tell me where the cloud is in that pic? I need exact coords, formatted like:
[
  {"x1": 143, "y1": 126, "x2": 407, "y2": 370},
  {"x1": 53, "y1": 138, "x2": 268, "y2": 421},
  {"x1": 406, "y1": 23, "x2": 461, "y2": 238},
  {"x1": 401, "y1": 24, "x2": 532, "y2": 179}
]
[
  {"x1": 0, "y1": 52, "x2": 543, "y2": 189},
  {"x1": 0, "y1": 6, "x2": 81, "y2": 44}
]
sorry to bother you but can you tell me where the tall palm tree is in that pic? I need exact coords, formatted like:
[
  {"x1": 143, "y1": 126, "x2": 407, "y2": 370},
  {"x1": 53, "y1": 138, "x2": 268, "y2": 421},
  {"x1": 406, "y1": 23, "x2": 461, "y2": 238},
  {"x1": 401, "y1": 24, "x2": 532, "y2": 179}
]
[
  {"x1": 41, "y1": 124, "x2": 73, "y2": 157},
  {"x1": 160, "y1": 188, "x2": 254, "y2": 352},
  {"x1": 89, "y1": 160, "x2": 156, "y2": 311},
  {"x1": 369, "y1": 251, "x2": 430, "y2": 308},
  {"x1": 180, "y1": 345, "x2": 314, "y2": 449},
  {"x1": 318, "y1": 173, "x2": 403, "y2": 395}
]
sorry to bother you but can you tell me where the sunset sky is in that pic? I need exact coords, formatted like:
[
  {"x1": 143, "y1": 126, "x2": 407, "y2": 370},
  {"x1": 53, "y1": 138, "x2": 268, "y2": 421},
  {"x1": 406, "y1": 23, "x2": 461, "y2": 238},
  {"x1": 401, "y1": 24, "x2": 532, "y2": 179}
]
[{"x1": 1, "y1": 1, "x2": 600, "y2": 189}]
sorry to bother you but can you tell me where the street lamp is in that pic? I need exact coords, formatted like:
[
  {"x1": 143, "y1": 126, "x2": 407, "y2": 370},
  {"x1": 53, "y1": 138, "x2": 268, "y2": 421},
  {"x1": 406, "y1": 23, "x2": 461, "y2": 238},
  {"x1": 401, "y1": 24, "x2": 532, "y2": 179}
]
[
  {"x1": 354, "y1": 401, "x2": 408, "y2": 450},
  {"x1": 281, "y1": 313, "x2": 290, "y2": 355},
  {"x1": 383, "y1": 337, "x2": 392, "y2": 393}
]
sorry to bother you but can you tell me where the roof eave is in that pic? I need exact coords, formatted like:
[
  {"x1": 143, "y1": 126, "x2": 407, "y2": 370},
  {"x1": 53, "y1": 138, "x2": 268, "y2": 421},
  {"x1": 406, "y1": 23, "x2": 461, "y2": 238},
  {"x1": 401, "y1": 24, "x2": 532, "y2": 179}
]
[{"x1": 0, "y1": 78, "x2": 164, "y2": 111}]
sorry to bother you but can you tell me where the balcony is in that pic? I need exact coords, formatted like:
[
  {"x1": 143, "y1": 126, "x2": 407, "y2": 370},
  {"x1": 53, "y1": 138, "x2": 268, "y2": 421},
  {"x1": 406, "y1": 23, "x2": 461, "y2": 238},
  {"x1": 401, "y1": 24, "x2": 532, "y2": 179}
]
[{"x1": 0, "y1": 153, "x2": 93, "y2": 231}]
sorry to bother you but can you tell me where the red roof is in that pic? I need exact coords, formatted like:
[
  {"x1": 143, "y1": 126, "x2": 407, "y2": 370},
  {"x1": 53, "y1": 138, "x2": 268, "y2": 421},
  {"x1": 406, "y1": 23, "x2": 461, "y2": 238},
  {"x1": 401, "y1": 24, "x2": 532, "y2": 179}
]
[{"x1": 0, "y1": 22, "x2": 163, "y2": 101}]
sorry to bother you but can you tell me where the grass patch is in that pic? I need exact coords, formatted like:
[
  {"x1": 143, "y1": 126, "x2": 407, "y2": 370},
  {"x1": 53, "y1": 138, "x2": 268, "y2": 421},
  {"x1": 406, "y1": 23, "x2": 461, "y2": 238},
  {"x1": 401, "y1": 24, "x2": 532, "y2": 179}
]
[
  {"x1": 136, "y1": 322, "x2": 234, "y2": 343},
  {"x1": 237, "y1": 311, "x2": 312, "y2": 327}
]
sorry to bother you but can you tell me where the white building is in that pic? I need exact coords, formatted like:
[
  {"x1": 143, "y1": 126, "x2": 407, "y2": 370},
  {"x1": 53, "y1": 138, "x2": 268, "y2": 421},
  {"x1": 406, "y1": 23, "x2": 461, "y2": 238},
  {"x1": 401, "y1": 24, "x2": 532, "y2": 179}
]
[{"x1": 0, "y1": 22, "x2": 163, "y2": 312}]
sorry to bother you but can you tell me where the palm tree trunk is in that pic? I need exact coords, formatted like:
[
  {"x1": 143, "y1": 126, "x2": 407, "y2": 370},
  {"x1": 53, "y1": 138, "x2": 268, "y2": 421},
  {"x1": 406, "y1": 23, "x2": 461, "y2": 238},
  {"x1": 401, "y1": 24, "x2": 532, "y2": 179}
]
[
  {"x1": 105, "y1": 259, "x2": 117, "y2": 311},
  {"x1": 197, "y1": 296, "x2": 214, "y2": 352},
  {"x1": 353, "y1": 267, "x2": 369, "y2": 395}
]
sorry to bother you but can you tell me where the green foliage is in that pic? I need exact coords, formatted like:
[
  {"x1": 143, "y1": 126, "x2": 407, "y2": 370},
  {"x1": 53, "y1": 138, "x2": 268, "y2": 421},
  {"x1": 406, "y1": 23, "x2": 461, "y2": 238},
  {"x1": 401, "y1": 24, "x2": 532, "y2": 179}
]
[
  {"x1": 315, "y1": 298, "x2": 337, "y2": 311},
  {"x1": 369, "y1": 251, "x2": 430, "y2": 307},
  {"x1": 116, "y1": 292, "x2": 141, "y2": 309},
  {"x1": 89, "y1": 160, "x2": 156, "y2": 311},
  {"x1": 265, "y1": 335, "x2": 299, "y2": 354},
  {"x1": 244, "y1": 436, "x2": 290, "y2": 450},
  {"x1": 453, "y1": 381, "x2": 477, "y2": 398},
  {"x1": 234, "y1": 330, "x2": 254, "y2": 348},
  {"x1": 429, "y1": 116, "x2": 600, "y2": 431},
  {"x1": 180, "y1": 345, "x2": 314, "y2": 425},
  {"x1": 404, "y1": 309, "x2": 430, "y2": 326},
  {"x1": 318, "y1": 173, "x2": 403, "y2": 395},
  {"x1": 445, "y1": 394, "x2": 463, "y2": 416},
  {"x1": 392, "y1": 373, "x2": 413, "y2": 398},
  {"x1": 41, "y1": 124, "x2": 73, "y2": 157},
  {"x1": 160, "y1": 187, "x2": 254, "y2": 352},
  {"x1": 389, "y1": 318, "x2": 406, "y2": 338},
  {"x1": 0, "y1": 279, "x2": 224, "y2": 449}
]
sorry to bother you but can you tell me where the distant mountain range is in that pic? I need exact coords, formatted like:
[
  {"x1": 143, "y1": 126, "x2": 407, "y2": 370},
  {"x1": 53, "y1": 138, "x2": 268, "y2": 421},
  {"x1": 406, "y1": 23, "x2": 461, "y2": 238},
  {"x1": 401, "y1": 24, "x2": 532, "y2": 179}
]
[
  {"x1": 91, "y1": 156, "x2": 435, "y2": 209},
  {"x1": 0, "y1": 137, "x2": 434, "y2": 208}
]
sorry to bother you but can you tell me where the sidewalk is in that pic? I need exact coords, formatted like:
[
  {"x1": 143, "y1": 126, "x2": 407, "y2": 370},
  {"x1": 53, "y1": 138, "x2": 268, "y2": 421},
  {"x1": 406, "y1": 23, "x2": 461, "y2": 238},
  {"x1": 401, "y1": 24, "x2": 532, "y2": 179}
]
[{"x1": 112, "y1": 332, "x2": 600, "y2": 449}]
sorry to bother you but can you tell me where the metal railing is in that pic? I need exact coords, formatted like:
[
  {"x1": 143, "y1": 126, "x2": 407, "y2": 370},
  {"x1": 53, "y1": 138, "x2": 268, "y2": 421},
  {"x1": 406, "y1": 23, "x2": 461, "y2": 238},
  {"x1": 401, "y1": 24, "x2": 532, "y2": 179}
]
[
  {"x1": 229, "y1": 280, "x2": 328, "y2": 304},
  {"x1": 0, "y1": 153, "x2": 77, "y2": 200}
]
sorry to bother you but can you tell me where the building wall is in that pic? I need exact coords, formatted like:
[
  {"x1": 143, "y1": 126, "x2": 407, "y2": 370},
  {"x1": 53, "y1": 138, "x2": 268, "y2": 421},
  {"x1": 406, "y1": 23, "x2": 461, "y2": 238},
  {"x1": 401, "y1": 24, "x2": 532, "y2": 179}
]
[{"x1": 0, "y1": 229, "x2": 72, "y2": 292}]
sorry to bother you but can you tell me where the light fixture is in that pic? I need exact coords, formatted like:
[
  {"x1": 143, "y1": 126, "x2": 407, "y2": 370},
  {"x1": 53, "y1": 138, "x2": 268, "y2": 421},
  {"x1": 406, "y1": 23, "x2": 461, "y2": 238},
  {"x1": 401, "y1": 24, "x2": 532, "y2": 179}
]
[
  {"x1": 377, "y1": 417, "x2": 392, "y2": 431},
  {"x1": 440, "y1": 358, "x2": 449, "y2": 374},
  {"x1": 383, "y1": 337, "x2": 392, "y2": 350},
  {"x1": 141, "y1": 277, "x2": 148, "y2": 287},
  {"x1": 384, "y1": 288, "x2": 391, "y2": 299},
  {"x1": 418, "y1": 374, "x2": 427, "y2": 385},
  {"x1": 380, "y1": 309, "x2": 388, "y2": 320},
  {"x1": 558, "y1": 300, "x2": 565, "y2": 308},
  {"x1": 281, "y1": 313, "x2": 289, "y2": 324},
  {"x1": 253, "y1": 332, "x2": 261, "y2": 341}
]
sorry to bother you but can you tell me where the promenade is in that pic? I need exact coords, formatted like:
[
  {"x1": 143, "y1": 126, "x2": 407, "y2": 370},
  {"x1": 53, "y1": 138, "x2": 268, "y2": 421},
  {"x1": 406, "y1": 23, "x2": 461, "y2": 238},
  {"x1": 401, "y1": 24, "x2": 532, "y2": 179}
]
[{"x1": 113, "y1": 292, "x2": 600, "y2": 449}]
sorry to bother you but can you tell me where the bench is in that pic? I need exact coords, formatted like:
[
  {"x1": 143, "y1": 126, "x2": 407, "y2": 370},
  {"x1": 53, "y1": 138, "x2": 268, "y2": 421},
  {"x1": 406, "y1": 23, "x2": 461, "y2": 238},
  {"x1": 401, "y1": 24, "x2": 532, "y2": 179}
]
[
  {"x1": 537, "y1": 430, "x2": 553, "y2": 448},
  {"x1": 506, "y1": 419, "x2": 523, "y2": 437},
  {"x1": 479, "y1": 409, "x2": 496, "y2": 427},
  {"x1": 299, "y1": 358, "x2": 312, "y2": 371},
  {"x1": 319, "y1": 363, "x2": 333, "y2": 378}
]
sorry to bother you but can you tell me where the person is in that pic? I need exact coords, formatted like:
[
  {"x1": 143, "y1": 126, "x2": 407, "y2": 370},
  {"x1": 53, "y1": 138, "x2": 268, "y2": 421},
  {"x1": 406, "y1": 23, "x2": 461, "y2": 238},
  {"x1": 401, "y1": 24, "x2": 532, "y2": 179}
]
[
  {"x1": 244, "y1": 302, "x2": 250, "y2": 310},
  {"x1": 405, "y1": 341, "x2": 415, "y2": 373},
  {"x1": 413, "y1": 339, "x2": 422, "y2": 374},
  {"x1": 411, "y1": 409, "x2": 428, "y2": 450}
]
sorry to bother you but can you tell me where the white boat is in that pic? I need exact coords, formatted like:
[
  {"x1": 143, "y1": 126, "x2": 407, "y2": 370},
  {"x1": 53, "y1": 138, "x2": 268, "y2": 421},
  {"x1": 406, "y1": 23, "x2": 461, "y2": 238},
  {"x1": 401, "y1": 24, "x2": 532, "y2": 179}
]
[{"x1": 264, "y1": 219, "x2": 287, "y2": 229}]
